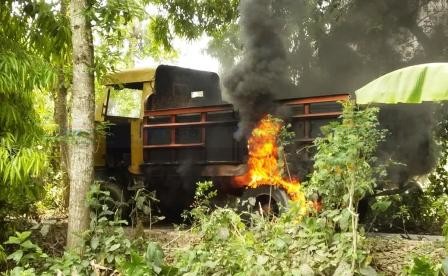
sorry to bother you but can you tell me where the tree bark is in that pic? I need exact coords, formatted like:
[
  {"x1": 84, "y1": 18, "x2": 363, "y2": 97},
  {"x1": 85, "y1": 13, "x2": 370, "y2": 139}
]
[
  {"x1": 53, "y1": 69, "x2": 70, "y2": 208},
  {"x1": 56, "y1": 0, "x2": 70, "y2": 209},
  {"x1": 67, "y1": 0, "x2": 95, "y2": 251}
]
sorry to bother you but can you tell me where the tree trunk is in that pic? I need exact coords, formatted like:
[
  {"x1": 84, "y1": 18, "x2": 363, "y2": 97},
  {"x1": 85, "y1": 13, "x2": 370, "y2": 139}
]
[
  {"x1": 53, "y1": 70, "x2": 70, "y2": 208},
  {"x1": 67, "y1": 0, "x2": 95, "y2": 251},
  {"x1": 56, "y1": 0, "x2": 70, "y2": 209}
]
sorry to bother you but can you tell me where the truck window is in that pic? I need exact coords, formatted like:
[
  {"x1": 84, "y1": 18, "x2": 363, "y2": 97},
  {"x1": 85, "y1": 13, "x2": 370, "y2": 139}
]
[{"x1": 106, "y1": 87, "x2": 142, "y2": 118}]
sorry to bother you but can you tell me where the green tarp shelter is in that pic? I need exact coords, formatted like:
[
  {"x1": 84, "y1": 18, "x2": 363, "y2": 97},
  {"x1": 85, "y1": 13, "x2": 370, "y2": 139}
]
[{"x1": 355, "y1": 63, "x2": 448, "y2": 104}]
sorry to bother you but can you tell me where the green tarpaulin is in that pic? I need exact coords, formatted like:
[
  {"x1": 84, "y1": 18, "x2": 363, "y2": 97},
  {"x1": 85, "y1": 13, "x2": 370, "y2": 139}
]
[{"x1": 355, "y1": 63, "x2": 448, "y2": 104}]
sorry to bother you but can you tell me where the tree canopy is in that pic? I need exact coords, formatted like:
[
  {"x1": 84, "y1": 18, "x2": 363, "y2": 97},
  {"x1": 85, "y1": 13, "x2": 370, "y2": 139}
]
[{"x1": 150, "y1": 0, "x2": 448, "y2": 92}]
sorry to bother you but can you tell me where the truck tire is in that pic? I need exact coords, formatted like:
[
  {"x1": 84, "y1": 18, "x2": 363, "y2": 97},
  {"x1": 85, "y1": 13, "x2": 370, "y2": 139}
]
[
  {"x1": 101, "y1": 182, "x2": 131, "y2": 221},
  {"x1": 240, "y1": 186, "x2": 289, "y2": 216}
]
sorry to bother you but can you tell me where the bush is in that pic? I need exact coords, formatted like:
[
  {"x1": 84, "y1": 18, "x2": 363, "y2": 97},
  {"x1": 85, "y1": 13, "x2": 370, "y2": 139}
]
[
  {"x1": 2, "y1": 183, "x2": 172, "y2": 275},
  {"x1": 174, "y1": 191, "x2": 374, "y2": 275}
]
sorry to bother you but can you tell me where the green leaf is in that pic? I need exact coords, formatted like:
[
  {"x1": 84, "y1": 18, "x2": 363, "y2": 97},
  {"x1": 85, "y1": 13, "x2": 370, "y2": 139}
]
[
  {"x1": 145, "y1": 242, "x2": 164, "y2": 266},
  {"x1": 18, "y1": 231, "x2": 32, "y2": 242},
  {"x1": 333, "y1": 261, "x2": 351, "y2": 276},
  {"x1": 90, "y1": 236, "x2": 99, "y2": 250},
  {"x1": 7, "y1": 250, "x2": 24, "y2": 263},
  {"x1": 5, "y1": 236, "x2": 21, "y2": 245},
  {"x1": 257, "y1": 255, "x2": 269, "y2": 266},
  {"x1": 407, "y1": 257, "x2": 437, "y2": 276},
  {"x1": 359, "y1": 266, "x2": 377, "y2": 276},
  {"x1": 298, "y1": 264, "x2": 314, "y2": 276},
  {"x1": 20, "y1": 240, "x2": 37, "y2": 249},
  {"x1": 442, "y1": 258, "x2": 448, "y2": 274},
  {"x1": 108, "y1": 243, "x2": 121, "y2": 252},
  {"x1": 370, "y1": 200, "x2": 391, "y2": 214}
]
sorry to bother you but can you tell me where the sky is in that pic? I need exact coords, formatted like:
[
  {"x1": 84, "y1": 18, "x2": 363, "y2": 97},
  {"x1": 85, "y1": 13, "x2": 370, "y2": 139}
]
[
  {"x1": 135, "y1": 4, "x2": 220, "y2": 73},
  {"x1": 135, "y1": 35, "x2": 220, "y2": 73}
]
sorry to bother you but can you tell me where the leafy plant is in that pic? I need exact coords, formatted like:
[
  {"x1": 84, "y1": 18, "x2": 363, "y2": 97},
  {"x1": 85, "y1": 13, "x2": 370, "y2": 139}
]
[
  {"x1": 130, "y1": 188, "x2": 165, "y2": 230},
  {"x1": 175, "y1": 200, "x2": 372, "y2": 275},
  {"x1": 117, "y1": 242, "x2": 176, "y2": 275},
  {"x1": 0, "y1": 2, "x2": 54, "y2": 223},
  {"x1": 0, "y1": 244, "x2": 6, "y2": 264},
  {"x1": 305, "y1": 101, "x2": 386, "y2": 273},
  {"x1": 3, "y1": 231, "x2": 48, "y2": 271},
  {"x1": 404, "y1": 256, "x2": 448, "y2": 276},
  {"x1": 3, "y1": 184, "x2": 171, "y2": 275},
  {"x1": 182, "y1": 181, "x2": 218, "y2": 223}
]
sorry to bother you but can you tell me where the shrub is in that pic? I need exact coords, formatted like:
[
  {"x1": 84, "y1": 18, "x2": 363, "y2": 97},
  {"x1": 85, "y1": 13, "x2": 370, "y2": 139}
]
[{"x1": 3, "y1": 183, "x2": 171, "y2": 275}]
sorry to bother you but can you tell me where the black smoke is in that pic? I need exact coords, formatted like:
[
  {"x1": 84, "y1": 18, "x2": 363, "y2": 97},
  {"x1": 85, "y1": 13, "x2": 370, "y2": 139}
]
[
  {"x1": 222, "y1": 0, "x2": 293, "y2": 139},
  {"x1": 377, "y1": 103, "x2": 440, "y2": 191},
  {"x1": 222, "y1": 0, "x2": 445, "y2": 190}
]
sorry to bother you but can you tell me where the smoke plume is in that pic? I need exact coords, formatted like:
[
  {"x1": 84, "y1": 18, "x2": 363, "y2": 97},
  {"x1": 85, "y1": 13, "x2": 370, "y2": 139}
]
[
  {"x1": 222, "y1": 0, "x2": 292, "y2": 139},
  {"x1": 222, "y1": 0, "x2": 444, "y2": 190},
  {"x1": 377, "y1": 103, "x2": 440, "y2": 190}
]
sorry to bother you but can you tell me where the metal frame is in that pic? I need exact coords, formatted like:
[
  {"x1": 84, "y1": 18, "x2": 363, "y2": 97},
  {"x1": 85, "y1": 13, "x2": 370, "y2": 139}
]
[{"x1": 142, "y1": 94, "x2": 350, "y2": 165}]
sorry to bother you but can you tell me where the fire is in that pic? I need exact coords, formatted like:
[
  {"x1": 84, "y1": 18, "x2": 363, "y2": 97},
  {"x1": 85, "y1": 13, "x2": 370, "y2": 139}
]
[{"x1": 234, "y1": 115, "x2": 306, "y2": 206}]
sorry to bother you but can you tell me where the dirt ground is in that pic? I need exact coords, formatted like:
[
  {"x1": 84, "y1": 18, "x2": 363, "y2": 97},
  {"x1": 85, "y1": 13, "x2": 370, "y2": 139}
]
[{"x1": 367, "y1": 234, "x2": 446, "y2": 275}]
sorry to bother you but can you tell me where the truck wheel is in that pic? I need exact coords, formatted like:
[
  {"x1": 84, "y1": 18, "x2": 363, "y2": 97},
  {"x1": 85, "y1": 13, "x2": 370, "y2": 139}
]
[
  {"x1": 241, "y1": 186, "x2": 289, "y2": 216},
  {"x1": 101, "y1": 182, "x2": 131, "y2": 221}
]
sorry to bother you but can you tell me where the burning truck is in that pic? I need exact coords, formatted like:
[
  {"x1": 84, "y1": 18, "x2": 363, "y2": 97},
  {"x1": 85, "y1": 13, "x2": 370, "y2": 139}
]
[{"x1": 94, "y1": 64, "x2": 348, "y2": 218}]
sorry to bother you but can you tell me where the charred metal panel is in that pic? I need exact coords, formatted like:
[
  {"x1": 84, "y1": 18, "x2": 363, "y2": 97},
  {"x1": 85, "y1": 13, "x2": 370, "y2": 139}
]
[
  {"x1": 201, "y1": 164, "x2": 248, "y2": 177},
  {"x1": 147, "y1": 65, "x2": 223, "y2": 110}
]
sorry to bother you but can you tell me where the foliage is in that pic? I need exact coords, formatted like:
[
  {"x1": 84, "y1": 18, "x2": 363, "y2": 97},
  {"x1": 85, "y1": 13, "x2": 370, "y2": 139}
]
[
  {"x1": 117, "y1": 242, "x2": 175, "y2": 275},
  {"x1": 429, "y1": 105, "x2": 448, "y2": 196},
  {"x1": 147, "y1": 0, "x2": 239, "y2": 54},
  {"x1": 0, "y1": 244, "x2": 6, "y2": 265},
  {"x1": 90, "y1": 0, "x2": 151, "y2": 76},
  {"x1": 77, "y1": 184, "x2": 171, "y2": 275},
  {"x1": 149, "y1": 0, "x2": 448, "y2": 92},
  {"x1": 304, "y1": 101, "x2": 386, "y2": 272},
  {"x1": 0, "y1": 1, "x2": 54, "y2": 221},
  {"x1": 363, "y1": 191, "x2": 448, "y2": 234},
  {"x1": 3, "y1": 183, "x2": 171, "y2": 275},
  {"x1": 33, "y1": 167, "x2": 68, "y2": 216},
  {"x1": 401, "y1": 130, "x2": 448, "y2": 274},
  {"x1": 130, "y1": 188, "x2": 165, "y2": 229},
  {"x1": 175, "y1": 183, "x2": 373, "y2": 275},
  {"x1": 362, "y1": 103, "x2": 448, "y2": 234},
  {"x1": 404, "y1": 256, "x2": 448, "y2": 276},
  {"x1": 2, "y1": 231, "x2": 48, "y2": 273},
  {"x1": 183, "y1": 181, "x2": 218, "y2": 223},
  {"x1": 305, "y1": 101, "x2": 386, "y2": 209},
  {"x1": 402, "y1": 189, "x2": 448, "y2": 275}
]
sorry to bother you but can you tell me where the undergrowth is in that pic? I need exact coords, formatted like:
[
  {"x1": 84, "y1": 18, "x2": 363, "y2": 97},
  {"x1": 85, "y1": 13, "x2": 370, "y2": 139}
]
[
  {"x1": 1, "y1": 102, "x2": 447, "y2": 275},
  {"x1": 1, "y1": 184, "x2": 174, "y2": 275}
]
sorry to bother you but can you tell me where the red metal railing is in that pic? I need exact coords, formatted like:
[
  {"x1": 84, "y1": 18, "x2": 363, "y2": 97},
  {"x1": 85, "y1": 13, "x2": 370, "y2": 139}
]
[
  {"x1": 283, "y1": 94, "x2": 349, "y2": 142},
  {"x1": 142, "y1": 94, "x2": 349, "y2": 163},
  {"x1": 143, "y1": 105, "x2": 236, "y2": 150}
]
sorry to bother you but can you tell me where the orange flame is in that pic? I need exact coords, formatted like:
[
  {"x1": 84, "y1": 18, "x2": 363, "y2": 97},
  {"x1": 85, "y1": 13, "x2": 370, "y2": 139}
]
[{"x1": 234, "y1": 115, "x2": 306, "y2": 206}]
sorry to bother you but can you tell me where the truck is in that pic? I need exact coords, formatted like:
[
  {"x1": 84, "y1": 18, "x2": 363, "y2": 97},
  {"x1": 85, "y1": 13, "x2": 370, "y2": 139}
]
[{"x1": 94, "y1": 65, "x2": 348, "y2": 218}]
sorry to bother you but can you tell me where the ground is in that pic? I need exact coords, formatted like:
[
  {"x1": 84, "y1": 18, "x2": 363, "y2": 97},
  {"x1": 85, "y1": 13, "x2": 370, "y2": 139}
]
[{"x1": 367, "y1": 234, "x2": 445, "y2": 275}]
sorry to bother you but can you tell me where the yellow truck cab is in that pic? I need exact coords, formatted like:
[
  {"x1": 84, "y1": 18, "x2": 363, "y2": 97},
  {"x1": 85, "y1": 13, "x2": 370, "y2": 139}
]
[{"x1": 95, "y1": 67, "x2": 156, "y2": 176}]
